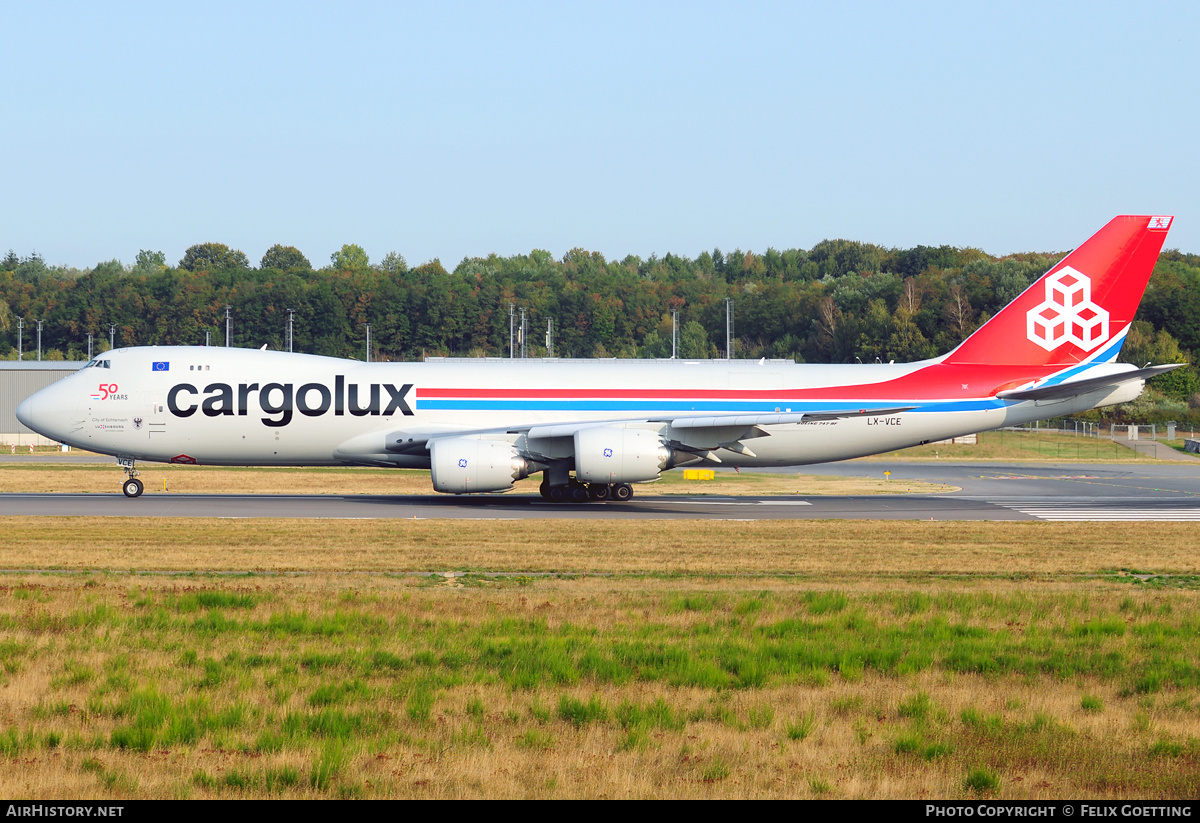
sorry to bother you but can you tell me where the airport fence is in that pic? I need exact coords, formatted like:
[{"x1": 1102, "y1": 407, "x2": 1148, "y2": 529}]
[{"x1": 1004, "y1": 418, "x2": 1196, "y2": 441}]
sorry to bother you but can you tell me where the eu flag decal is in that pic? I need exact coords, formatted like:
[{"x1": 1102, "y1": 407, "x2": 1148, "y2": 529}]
[{"x1": 152, "y1": 361, "x2": 170, "y2": 372}]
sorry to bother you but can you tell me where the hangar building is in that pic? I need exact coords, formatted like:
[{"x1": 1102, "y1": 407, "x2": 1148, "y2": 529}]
[{"x1": 0, "y1": 361, "x2": 85, "y2": 447}]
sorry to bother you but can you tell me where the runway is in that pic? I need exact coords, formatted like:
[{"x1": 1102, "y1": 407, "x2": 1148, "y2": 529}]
[{"x1": 2, "y1": 460, "x2": 1198, "y2": 521}]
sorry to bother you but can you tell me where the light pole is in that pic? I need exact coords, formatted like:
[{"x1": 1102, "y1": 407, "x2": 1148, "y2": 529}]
[
  {"x1": 87, "y1": 333, "x2": 93, "y2": 360},
  {"x1": 518, "y1": 308, "x2": 527, "y2": 358},
  {"x1": 725, "y1": 298, "x2": 734, "y2": 360},
  {"x1": 671, "y1": 309, "x2": 677, "y2": 359},
  {"x1": 545, "y1": 319, "x2": 553, "y2": 358},
  {"x1": 365, "y1": 323, "x2": 371, "y2": 363},
  {"x1": 36, "y1": 320, "x2": 43, "y2": 361},
  {"x1": 109, "y1": 323, "x2": 116, "y2": 351},
  {"x1": 286, "y1": 308, "x2": 295, "y2": 353},
  {"x1": 509, "y1": 303, "x2": 515, "y2": 358},
  {"x1": 16, "y1": 317, "x2": 22, "y2": 361},
  {"x1": 224, "y1": 306, "x2": 232, "y2": 348}
]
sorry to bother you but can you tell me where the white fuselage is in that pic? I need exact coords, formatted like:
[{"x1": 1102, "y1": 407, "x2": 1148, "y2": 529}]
[{"x1": 18, "y1": 346, "x2": 1136, "y2": 470}]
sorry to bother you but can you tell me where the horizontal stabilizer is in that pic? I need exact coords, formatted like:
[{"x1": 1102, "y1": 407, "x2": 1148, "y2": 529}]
[{"x1": 996, "y1": 364, "x2": 1183, "y2": 402}]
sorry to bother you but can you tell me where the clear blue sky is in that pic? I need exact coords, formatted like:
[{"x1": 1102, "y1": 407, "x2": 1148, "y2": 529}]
[{"x1": 3, "y1": 1, "x2": 1196, "y2": 269}]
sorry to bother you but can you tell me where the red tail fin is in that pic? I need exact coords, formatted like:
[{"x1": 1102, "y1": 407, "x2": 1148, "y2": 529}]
[{"x1": 944, "y1": 215, "x2": 1172, "y2": 367}]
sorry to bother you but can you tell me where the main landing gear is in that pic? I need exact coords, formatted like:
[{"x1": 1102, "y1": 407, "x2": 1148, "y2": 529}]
[
  {"x1": 118, "y1": 457, "x2": 143, "y2": 498},
  {"x1": 538, "y1": 480, "x2": 633, "y2": 503}
]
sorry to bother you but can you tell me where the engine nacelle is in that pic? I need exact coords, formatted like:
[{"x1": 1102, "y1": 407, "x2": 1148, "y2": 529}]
[
  {"x1": 430, "y1": 437, "x2": 530, "y2": 494},
  {"x1": 574, "y1": 426, "x2": 671, "y2": 484}
]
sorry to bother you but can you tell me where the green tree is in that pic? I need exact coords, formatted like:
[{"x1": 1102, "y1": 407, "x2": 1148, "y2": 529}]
[
  {"x1": 17, "y1": 252, "x2": 47, "y2": 279},
  {"x1": 640, "y1": 329, "x2": 668, "y2": 358},
  {"x1": 134, "y1": 250, "x2": 167, "y2": 273},
  {"x1": 855, "y1": 298, "x2": 893, "y2": 362},
  {"x1": 260, "y1": 244, "x2": 312, "y2": 271},
  {"x1": 179, "y1": 243, "x2": 250, "y2": 272},
  {"x1": 378, "y1": 251, "x2": 408, "y2": 274},
  {"x1": 92, "y1": 260, "x2": 124, "y2": 277},
  {"x1": 809, "y1": 238, "x2": 886, "y2": 279},
  {"x1": 1120, "y1": 320, "x2": 1199, "y2": 401},
  {"x1": 1139, "y1": 256, "x2": 1200, "y2": 352},
  {"x1": 330, "y1": 244, "x2": 370, "y2": 272},
  {"x1": 679, "y1": 320, "x2": 712, "y2": 359},
  {"x1": 887, "y1": 306, "x2": 932, "y2": 362}
]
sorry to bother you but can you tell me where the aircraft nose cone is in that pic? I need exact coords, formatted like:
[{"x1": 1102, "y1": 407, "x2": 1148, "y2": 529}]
[{"x1": 15, "y1": 393, "x2": 39, "y2": 430}]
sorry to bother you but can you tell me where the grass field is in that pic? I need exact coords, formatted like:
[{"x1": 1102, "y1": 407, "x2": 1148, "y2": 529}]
[
  {"x1": 0, "y1": 433, "x2": 1193, "y2": 799},
  {"x1": 0, "y1": 518, "x2": 1198, "y2": 799},
  {"x1": 865, "y1": 429, "x2": 1177, "y2": 462}
]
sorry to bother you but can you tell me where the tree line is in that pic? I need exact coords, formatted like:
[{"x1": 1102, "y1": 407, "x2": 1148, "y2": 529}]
[{"x1": 2, "y1": 239, "x2": 1198, "y2": 422}]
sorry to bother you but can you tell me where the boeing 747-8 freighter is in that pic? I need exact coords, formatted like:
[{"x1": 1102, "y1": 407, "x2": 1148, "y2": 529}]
[{"x1": 17, "y1": 215, "x2": 1179, "y2": 500}]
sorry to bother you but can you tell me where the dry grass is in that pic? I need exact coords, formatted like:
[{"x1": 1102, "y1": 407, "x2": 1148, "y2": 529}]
[
  {"x1": 0, "y1": 462, "x2": 955, "y2": 497},
  {"x1": 1, "y1": 484, "x2": 1197, "y2": 798},
  {"x1": 0, "y1": 573, "x2": 1196, "y2": 799},
  {"x1": 0, "y1": 517, "x2": 1197, "y2": 576}
]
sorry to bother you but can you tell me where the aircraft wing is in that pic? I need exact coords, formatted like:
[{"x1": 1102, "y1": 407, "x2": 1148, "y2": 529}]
[
  {"x1": 516, "y1": 405, "x2": 917, "y2": 462},
  {"x1": 996, "y1": 364, "x2": 1183, "y2": 402},
  {"x1": 335, "y1": 405, "x2": 917, "y2": 465}
]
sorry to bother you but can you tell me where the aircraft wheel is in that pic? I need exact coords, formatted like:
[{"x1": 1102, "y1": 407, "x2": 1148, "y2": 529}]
[
  {"x1": 548, "y1": 485, "x2": 567, "y2": 503},
  {"x1": 122, "y1": 478, "x2": 144, "y2": 498},
  {"x1": 540, "y1": 482, "x2": 552, "y2": 501},
  {"x1": 613, "y1": 483, "x2": 633, "y2": 501},
  {"x1": 590, "y1": 483, "x2": 611, "y2": 501},
  {"x1": 569, "y1": 485, "x2": 588, "y2": 503}
]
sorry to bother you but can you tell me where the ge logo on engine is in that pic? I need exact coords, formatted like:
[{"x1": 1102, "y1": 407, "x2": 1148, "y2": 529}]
[
  {"x1": 603, "y1": 448, "x2": 613, "y2": 458},
  {"x1": 458, "y1": 458, "x2": 468, "y2": 468}
]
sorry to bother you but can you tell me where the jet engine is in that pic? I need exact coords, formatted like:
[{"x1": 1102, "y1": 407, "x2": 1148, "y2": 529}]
[
  {"x1": 574, "y1": 426, "x2": 671, "y2": 485},
  {"x1": 430, "y1": 437, "x2": 532, "y2": 494}
]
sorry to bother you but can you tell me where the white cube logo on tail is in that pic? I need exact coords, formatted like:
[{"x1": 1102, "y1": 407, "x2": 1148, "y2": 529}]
[{"x1": 1026, "y1": 267, "x2": 1109, "y2": 352}]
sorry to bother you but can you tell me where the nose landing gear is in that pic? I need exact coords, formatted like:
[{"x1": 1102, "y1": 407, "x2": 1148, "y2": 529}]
[{"x1": 117, "y1": 457, "x2": 143, "y2": 498}]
